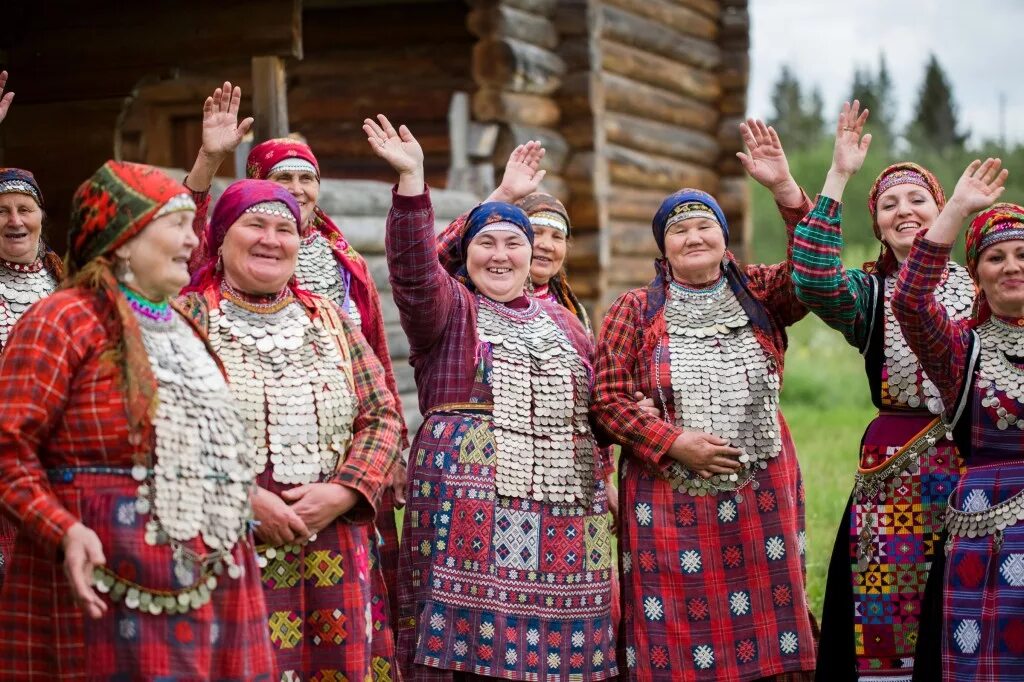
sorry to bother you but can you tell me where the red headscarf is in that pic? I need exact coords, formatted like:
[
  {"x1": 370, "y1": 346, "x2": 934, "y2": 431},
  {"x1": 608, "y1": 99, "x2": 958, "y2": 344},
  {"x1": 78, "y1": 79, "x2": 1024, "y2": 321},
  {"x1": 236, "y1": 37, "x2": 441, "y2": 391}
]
[
  {"x1": 965, "y1": 202, "x2": 1024, "y2": 324},
  {"x1": 866, "y1": 162, "x2": 946, "y2": 275}
]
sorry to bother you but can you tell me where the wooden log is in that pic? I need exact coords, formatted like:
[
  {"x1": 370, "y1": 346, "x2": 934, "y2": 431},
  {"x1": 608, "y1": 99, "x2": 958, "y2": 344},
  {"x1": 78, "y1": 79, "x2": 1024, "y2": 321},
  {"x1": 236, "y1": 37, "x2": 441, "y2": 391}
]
[
  {"x1": 566, "y1": 182, "x2": 600, "y2": 227},
  {"x1": 252, "y1": 56, "x2": 290, "y2": 142},
  {"x1": 607, "y1": 255, "x2": 662, "y2": 285},
  {"x1": 719, "y1": 51, "x2": 750, "y2": 91},
  {"x1": 601, "y1": 4, "x2": 720, "y2": 68},
  {"x1": 670, "y1": 0, "x2": 721, "y2": 19},
  {"x1": 603, "y1": 73, "x2": 716, "y2": 132},
  {"x1": 565, "y1": 232, "x2": 600, "y2": 270},
  {"x1": 472, "y1": 38, "x2": 565, "y2": 96},
  {"x1": 600, "y1": 39, "x2": 721, "y2": 103},
  {"x1": 472, "y1": 89, "x2": 560, "y2": 127},
  {"x1": 609, "y1": 218, "x2": 662, "y2": 257},
  {"x1": 553, "y1": 0, "x2": 590, "y2": 36},
  {"x1": 716, "y1": 176, "x2": 749, "y2": 217},
  {"x1": 467, "y1": 5, "x2": 558, "y2": 50},
  {"x1": 717, "y1": 115, "x2": 745, "y2": 152},
  {"x1": 494, "y1": 124, "x2": 569, "y2": 172},
  {"x1": 556, "y1": 72, "x2": 598, "y2": 121},
  {"x1": 469, "y1": 0, "x2": 559, "y2": 18},
  {"x1": 558, "y1": 36, "x2": 592, "y2": 72},
  {"x1": 289, "y1": 45, "x2": 472, "y2": 85},
  {"x1": 538, "y1": 173, "x2": 569, "y2": 203},
  {"x1": 564, "y1": 151, "x2": 596, "y2": 182},
  {"x1": 606, "y1": 186, "x2": 672, "y2": 222},
  {"x1": 716, "y1": 155, "x2": 745, "y2": 176},
  {"x1": 604, "y1": 0, "x2": 718, "y2": 40},
  {"x1": 562, "y1": 118, "x2": 595, "y2": 149},
  {"x1": 303, "y1": 4, "x2": 472, "y2": 50},
  {"x1": 294, "y1": 120, "x2": 451, "y2": 158},
  {"x1": 566, "y1": 275, "x2": 598, "y2": 300},
  {"x1": 604, "y1": 111, "x2": 719, "y2": 165},
  {"x1": 720, "y1": 89, "x2": 747, "y2": 116},
  {"x1": 289, "y1": 88, "x2": 456, "y2": 125},
  {"x1": 606, "y1": 144, "x2": 718, "y2": 192},
  {"x1": 720, "y1": 5, "x2": 750, "y2": 40}
]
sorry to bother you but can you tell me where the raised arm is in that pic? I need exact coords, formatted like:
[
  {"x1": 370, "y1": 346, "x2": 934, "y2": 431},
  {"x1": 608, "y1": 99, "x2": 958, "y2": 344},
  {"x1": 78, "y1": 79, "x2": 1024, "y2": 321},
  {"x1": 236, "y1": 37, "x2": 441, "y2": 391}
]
[
  {"x1": 366, "y1": 114, "x2": 462, "y2": 353},
  {"x1": 892, "y1": 158, "x2": 1008, "y2": 412},
  {"x1": 0, "y1": 70, "x2": 15, "y2": 125},
  {"x1": 183, "y1": 82, "x2": 253, "y2": 195},
  {"x1": 791, "y1": 101, "x2": 875, "y2": 347}
]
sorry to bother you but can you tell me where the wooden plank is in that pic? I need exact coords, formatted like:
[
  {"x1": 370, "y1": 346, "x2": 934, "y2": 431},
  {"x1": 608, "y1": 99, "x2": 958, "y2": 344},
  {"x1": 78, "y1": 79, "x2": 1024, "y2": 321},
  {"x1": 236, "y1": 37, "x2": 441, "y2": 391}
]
[
  {"x1": 720, "y1": 5, "x2": 750, "y2": 40},
  {"x1": 467, "y1": 5, "x2": 558, "y2": 49},
  {"x1": 553, "y1": 0, "x2": 590, "y2": 36},
  {"x1": 289, "y1": 88, "x2": 456, "y2": 124},
  {"x1": 302, "y1": 4, "x2": 472, "y2": 50},
  {"x1": 289, "y1": 45, "x2": 472, "y2": 85},
  {"x1": 609, "y1": 218, "x2": 662, "y2": 256},
  {"x1": 538, "y1": 173, "x2": 569, "y2": 203},
  {"x1": 565, "y1": 232, "x2": 600, "y2": 270},
  {"x1": 558, "y1": 36, "x2": 592, "y2": 72},
  {"x1": 600, "y1": 39, "x2": 721, "y2": 103},
  {"x1": 669, "y1": 0, "x2": 721, "y2": 20},
  {"x1": 472, "y1": 37, "x2": 565, "y2": 95},
  {"x1": 606, "y1": 186, "x2": 672, "y2": 222},
  {"x1": 604, "y1": 0, "x2": 718, "y2": 40},
  {"x1": 604, "y1": 111, "x2": 719, "y2": 165},
  {"x1": 564, "y1": 151, "x2": 597, "y2": 182},
  {"x1": 716, "y1": 175, "x2": 749, "y2": 218},
  {"x1": 720, "y1": 89, "x2": 747, "y2": 116},
  {"x1": 601, "y1": 4, "x2": 719, "y2": 66},
  {"x1": 252, "y1": 56, "x2": 289, "y2": 142},
  {"x1": 603, "y1": 73, "x2": 716, "y2": 132},
  {"x1": 717, "y1": 115, "x2": 745, "y2": 153},
  {"x1": 719, "y1": 51, "x2": 750, "y2": 91},
  {"x1": 556, "y1": 72, "x2": 598, "y2": 121},
  {"x1": 562, "y1": 118, "x2": 595, "y2": 149},
  {"x1": 606, "y1": 143, "x2": 718, "y2": 192},
  {"x1": 472, "y1": 89, "x2": 560, "y2": 127},
  {"x1": 717, "y1": 155, "x2": 745, "y2": 176},
  {"x1": 495, "y1": 124, "x2": 569, "y2": 172},
  {"x1": 469, "y1": 0, "x2": 559, "y2": 18},
  {"x1": 607, "y1": 255, "x2": 662, "y2": 285}
]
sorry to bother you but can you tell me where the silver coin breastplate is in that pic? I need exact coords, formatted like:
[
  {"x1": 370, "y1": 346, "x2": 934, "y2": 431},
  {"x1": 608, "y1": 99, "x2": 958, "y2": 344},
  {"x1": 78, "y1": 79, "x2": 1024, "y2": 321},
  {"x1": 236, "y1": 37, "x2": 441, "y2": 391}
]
[
  {"x1": 662, "y1": 278, "x2": 782, "y2": 497},
  {"x1": 882, "y1": 265, "x2": 974, "y2": 413},
  {"x1": 296, "y1": 231, "x2": 361, "y2": 329},
  {"x1": 0, "y1": 264, "x2": 57, "y2": 348},
  {"x1": 477, "y1": 297, "x2": 595, "y2": 504},
  {"x1": 976, "y1": 317, "x2": 1024, "y2": 431},
  {"x1": 207, "y1": 299, "x2": 356, "y2": 485},
  {"x1": 136, "y1": 312, "x2": 252, "y2": 552}
]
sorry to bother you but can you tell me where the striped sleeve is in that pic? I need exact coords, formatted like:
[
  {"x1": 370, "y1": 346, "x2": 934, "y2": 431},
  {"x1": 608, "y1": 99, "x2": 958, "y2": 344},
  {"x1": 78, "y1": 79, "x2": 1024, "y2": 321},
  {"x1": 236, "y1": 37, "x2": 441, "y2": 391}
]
[{"x1": 791, "y1": 194, "x2": 874, "y2": 348}]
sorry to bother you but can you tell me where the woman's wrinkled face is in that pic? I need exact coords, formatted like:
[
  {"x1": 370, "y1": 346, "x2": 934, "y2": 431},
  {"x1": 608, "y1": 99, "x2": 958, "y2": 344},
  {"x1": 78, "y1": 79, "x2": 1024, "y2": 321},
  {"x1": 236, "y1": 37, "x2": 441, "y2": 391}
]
[
  {"x1": 977, "y1": 239, "x2": 1024, "y2": 317},
  {"x1": 267, "y1": 169, "x2": 320, "y2": 229},
  {"x1": 466, "y1": 229, "x2": 532, "y2": 302},
  {"x1": 530, "y1": 224, "x2": 567, "y2": 287},
  {"x1": 875, "y1": 184, "x2": 940, "y2": 262},
  {"x1": 221, "y1": 211, "x2": 300, "y2": 295},
  {"x1": 664, "y1": 217, "x2": 726, "y2": 285},
  {"x1": 0, "y1": 193, "x2": 44, "y2": 264},
  {"x1": 115, "y1": 211, "x2": 198, "y2": 300}
]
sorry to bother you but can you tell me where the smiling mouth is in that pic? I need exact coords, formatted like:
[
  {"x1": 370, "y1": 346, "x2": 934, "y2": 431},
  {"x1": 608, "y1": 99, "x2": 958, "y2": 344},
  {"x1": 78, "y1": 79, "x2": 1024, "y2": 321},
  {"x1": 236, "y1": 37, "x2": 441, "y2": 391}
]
[
  {"x1": 487, "y1": 267, "x2": 512, "y2": 275},
  {"x1": 534, "y1": 256, "x2": 552, "y2": 264},
  {"x1": 895, "y1": 222, "x2": 921, "y2": 233},
  {"x1": 3, "y1": 231, "x2": 28, "y2": 240},
  {"x1": 252, "y1": 253, "x2": 280, "y2": 261}
]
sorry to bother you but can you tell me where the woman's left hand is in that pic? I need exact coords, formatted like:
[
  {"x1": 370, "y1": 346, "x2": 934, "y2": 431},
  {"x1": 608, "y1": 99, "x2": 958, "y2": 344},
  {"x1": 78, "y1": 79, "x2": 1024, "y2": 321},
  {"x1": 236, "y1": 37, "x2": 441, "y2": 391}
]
[
  {"x1": 281, "y1": 483, "x2": 361, "y2": 534},
  {"x1": 487, "y1": 141, "x2": 547, "y2": 203},
  {"x1": 605, "y1": 475, "x2": 619, "y2": 534},
  {"x1": 947, "y1": 158, "x2": 1009, "y2": 217},
  {"x1": 737, "y1": 118, "x2": 799, "y2": 203},
  {"x1": 0, "y1": 71, "x2": 14, "y2": 125},
  {"x1": 364, "y1": 114, "x2": 424, "y2": 177}
]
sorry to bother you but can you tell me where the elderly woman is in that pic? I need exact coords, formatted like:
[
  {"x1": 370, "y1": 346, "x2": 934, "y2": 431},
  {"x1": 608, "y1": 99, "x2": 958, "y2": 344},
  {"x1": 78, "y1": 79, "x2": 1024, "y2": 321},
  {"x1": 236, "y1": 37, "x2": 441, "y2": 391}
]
[
  {"x1": 367, "y1": 113, "x2": 617, "y2": 681},
  {"x1": 181, "y1": 178, "x2": 403, "y2": 681},
  {"x1": 591, "y1": 120, "x2": 817, "y2": 681},
  {"x1": 183, "y1": 84, "x2": 406, "y2": 678},
  {"x1": 0, "y1": 160, "x2": 274, "y2": 679},
  {"x1": 890, "y1": 161, "x2": 1018, "y2": 682},
  {"x1": 790, "y1": 102, "x2": 971, "y2": 681}
]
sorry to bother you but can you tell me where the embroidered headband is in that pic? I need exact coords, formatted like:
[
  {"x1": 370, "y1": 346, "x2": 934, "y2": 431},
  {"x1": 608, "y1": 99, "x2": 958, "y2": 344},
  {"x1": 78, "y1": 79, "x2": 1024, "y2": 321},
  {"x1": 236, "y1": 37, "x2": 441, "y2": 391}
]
[
  {"x1": 244, "y1": 200, "x2": 298, "y2": 222},
  {"x1": 529, "y1": 210, "x2": 569, "y2": 235},
  {"x1": 153, "y1": 193, "x2": 197, "y2": 219},
  {"x1": 268, "y1": 158, "x2": 318, "y2": 177},
  {"x1": 665, "y1": 201, "x2": 720, "y2": 230}
]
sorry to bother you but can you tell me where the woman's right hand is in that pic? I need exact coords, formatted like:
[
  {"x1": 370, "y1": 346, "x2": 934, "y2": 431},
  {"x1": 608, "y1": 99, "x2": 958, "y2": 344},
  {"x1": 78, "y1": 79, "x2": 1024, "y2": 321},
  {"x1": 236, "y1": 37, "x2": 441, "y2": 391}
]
[
  {"x1": 667, "y1": 431, "x2": 742, "y2": 479},
  {"x1": 0, "y1": 71, "x2": 13, "y2": 125},
  {"x1": 486, "y1": 141, "x2": 547, "y2": 204},
  {"x1": 62, "y1": 522, "x2": 108, "y2": 619},
  {"x1": 200, "y1": 81, "x2": 253, "y2": 159},
  {"x1": 947, "y1": 158, "x2": 1009, "y2": 216},
  {"x1": 252, "y1": 486, "x2": 311, "y2": 546},
  {"x1": 364, "y1": 114, "x2": 425, "y2": 195},
  {"x1": 829, "y1": 100, "x2": 872, "y2": 179}
]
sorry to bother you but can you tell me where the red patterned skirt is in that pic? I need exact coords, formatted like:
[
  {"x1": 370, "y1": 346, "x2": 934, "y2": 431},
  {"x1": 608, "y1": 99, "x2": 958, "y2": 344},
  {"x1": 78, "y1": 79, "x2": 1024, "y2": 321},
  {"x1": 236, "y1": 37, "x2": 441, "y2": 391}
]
[
  {"x1": 618, "y1": 417, "x2": 816, "y2": 682},
  {"x1": 0, "y1": 470, "x2": 274, "y2": 681}
]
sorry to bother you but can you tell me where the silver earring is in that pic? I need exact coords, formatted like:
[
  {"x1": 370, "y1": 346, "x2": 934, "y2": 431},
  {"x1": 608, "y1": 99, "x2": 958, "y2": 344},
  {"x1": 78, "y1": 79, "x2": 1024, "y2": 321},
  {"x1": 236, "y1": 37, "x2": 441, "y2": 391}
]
[{"x1": 116, "y1": 256, "x2": 135, "y2": 284}]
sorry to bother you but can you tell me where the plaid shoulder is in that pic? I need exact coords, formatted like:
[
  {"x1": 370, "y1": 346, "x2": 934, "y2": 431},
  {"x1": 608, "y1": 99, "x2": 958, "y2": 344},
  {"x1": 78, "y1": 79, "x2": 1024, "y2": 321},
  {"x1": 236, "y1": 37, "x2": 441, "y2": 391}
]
[{"x1": 175, "y1": 292, "x2": 210, "y2": 333}]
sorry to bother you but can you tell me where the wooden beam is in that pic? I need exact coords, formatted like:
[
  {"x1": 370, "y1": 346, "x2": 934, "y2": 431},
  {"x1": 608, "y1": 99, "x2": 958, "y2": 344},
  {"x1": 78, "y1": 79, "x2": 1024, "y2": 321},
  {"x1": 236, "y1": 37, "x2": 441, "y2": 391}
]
[
  {"x1": 495, "y1": 124, "x2": 569, "y2": 173},
  {"x1": 601, "y1": 5, "x2": 719, "y2": 70},
  {"x1": 553, "y1": 0, "x2": 591, "y2": 36},
  {"x1": 604, "y1": 111, "x2": 720, "y2": 165},
  {"x1": 469, "y1": 0, "x2": 559, "y2": 18},
  {"x1": 607, "y1": 185, "x2": 677, "y2": 222},
  {"x1": 472, "y1": 37, "x2": 566, "y2": 95},
  {"x1": 603, "y1": 0, "x2": 719, "y2": 41},
  {"x1": 252, "y1": 56, "x2": 289, "y2": 143},
  {"x1": 467, "y1": 5, "x2": 558, "y2": 49},
  {"x1": 670, "y1": 0, "x2": 721, "y2": 20},
  {"x1": 473, "y1": 89, "x2": 561, "y2": 127},
  {"x1": 600, "y1": 39, "x2": 721, "y2": 103},
  {"x1": 603, "y1": 73, "x2": 717, "y2": 132},
  {"x1": 606, "y1": 143, "x2": 718, "y2": 192}
]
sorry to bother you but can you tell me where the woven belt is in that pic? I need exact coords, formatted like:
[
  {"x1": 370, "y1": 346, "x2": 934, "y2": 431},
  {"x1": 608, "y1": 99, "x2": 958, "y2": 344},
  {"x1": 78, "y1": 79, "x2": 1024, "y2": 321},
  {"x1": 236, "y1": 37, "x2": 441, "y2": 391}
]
[
  {"x1": 424, "y1": 402, "x2": 494, "y2": 417},
  {"x1": 853, "y1": 417, "x2": 948, "y2": 500}
]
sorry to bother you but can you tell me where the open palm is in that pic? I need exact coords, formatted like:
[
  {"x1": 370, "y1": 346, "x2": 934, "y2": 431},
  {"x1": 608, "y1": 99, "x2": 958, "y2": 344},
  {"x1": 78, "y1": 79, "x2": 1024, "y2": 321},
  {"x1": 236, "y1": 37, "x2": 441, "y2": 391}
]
[
  {"x1": 201, "y1": 81, "x2": 253, "y2": 157},
  {"x1": 363, "y1": 114, "x2": 424, "y2": 175},
  {"x1": 830, "y1": 100, "x2": 872, "y2": 177},
  {"x1": 950, "y1": 158, "x2": 1009, "y2": 214},
  {"x1": 0, "y1": 71, "x2": 14, "y2": 125},
  {"x1": 737, "y1": 119, "x2": 790, "y2": 191},
  {"x1": 495, "y1": 141, "x2": 546, "y2": 202}
]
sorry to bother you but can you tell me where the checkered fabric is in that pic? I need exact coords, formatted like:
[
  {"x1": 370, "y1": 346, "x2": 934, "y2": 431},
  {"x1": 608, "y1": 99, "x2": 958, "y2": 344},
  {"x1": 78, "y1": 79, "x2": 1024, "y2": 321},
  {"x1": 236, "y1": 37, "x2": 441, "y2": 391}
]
[{"x1": 0, "y1": 290, "x2": 273, "y2": 680}]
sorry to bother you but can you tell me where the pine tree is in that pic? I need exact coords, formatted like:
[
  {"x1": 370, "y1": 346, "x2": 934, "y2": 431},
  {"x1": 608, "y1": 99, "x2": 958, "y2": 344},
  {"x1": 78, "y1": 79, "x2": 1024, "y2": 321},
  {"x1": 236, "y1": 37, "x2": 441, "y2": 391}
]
[
  {"x1": 907, "y1": 54, "x2": 969, "y2": 153},
  {"x1": 848, "y1": 54, "x2": 895, "y2": 141},
  {"x1": 768, "y1": 65, "x2": 824, "y2": 150}
]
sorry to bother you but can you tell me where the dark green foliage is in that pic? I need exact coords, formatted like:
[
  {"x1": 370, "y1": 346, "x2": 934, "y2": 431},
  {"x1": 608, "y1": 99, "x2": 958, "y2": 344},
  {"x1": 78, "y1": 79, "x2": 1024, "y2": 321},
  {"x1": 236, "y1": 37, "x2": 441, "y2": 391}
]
[
  {"x1": 906, "y1": 54, "x2": 970, "y2": 154},
  {"x1": 768, "y1": 65, "x2": 827, "y2": 151}
]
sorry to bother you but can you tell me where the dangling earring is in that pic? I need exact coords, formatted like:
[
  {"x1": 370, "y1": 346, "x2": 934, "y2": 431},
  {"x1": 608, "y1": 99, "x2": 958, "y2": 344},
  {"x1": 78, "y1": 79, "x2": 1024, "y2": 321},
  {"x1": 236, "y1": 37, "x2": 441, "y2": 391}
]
[
  {"x1": 115, "y1": 256, "x2": 135, "y2": 284},
  {"x1": 215, "y1": 247, "x2": 224, "y2": 274},
  {"x1": 526, "y1": 274, "x2": 535, "y2": 294}
]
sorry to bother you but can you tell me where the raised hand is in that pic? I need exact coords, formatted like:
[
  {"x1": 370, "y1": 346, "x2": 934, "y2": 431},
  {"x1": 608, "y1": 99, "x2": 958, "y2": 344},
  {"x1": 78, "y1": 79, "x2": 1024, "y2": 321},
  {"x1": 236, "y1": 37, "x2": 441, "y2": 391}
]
[
  {"x1": 0, "y1": 71, "x2": 14, "y2": 125},
  {"x1": 736, "y1": 118, "x2": 801, "y2": 205},
  {"x1": 363, "y1": 114, "x2": 424, "y2": 176},
  {"x1": 949, "y1": 158, "x2": 1009, "y2": 215},
  {"x1": 830, "y1": 100, "x2": 872, "y2": 178},
  {"x1": 487, "y1": 141, "x2": 547, "y2": 204},
  {"x1": 200, "y1": 81, "x2": 253, "y2": 158}
]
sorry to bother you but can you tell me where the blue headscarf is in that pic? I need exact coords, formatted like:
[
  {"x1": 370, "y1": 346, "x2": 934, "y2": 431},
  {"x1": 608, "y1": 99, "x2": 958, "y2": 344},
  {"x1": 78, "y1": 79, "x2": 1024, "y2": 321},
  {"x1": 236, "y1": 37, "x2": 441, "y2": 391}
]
[
  {"x1": 652, "y1": 188, "x2": 728, "y2": 254},
  {"x1": 447, "y1": 202, "x2": 534, "y2": 290},
  {"x1": 0, "y1": 168, "x2": 44, "y2": 206}
]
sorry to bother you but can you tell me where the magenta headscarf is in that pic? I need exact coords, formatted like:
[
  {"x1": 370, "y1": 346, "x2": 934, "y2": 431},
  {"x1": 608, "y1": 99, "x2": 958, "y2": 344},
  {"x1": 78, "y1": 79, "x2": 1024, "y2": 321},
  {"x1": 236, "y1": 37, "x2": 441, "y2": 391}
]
[{"x1": 186, "y1": 179, "x2": 300, "y2": 293}]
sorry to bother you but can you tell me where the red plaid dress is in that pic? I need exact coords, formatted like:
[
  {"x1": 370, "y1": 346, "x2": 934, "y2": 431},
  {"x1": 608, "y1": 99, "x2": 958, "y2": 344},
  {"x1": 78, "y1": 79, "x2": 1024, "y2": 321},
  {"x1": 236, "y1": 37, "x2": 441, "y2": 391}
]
[
  {"x1": 0, "y1": 289, "x2": 274, "y2": 680},
  {"x1": 592, "y1": 200, "x2": 817, "y2": 681}
]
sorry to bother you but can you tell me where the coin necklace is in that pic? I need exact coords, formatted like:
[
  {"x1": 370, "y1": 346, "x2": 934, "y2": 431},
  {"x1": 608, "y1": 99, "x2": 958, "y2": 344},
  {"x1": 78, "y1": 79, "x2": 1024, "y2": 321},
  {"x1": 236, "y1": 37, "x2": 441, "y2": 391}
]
[
  {"x1": 976, "y1": 316, "x2": 1024, "y2": 431},
  {"x1": 882, "y1": 265, "x2": 974, "y2": 413},
  {"x1": 207, "y1": 285, "x2": 356, "y2": 485},
  {"x1": 0, "y1": 256, "x2": 57, "y2": 347},
  {"x1": 659, "y1": 276, "x2": 782, "y2": 501},
  {"x1": 295, "y1": 229, "x2": 361, "y2": 329},
  {"x1": 477, "y1": 295, "x2": 595, "y2": 504},
  {"x1": 93, "y1": 288, "x2": 254, "y2": 615}
]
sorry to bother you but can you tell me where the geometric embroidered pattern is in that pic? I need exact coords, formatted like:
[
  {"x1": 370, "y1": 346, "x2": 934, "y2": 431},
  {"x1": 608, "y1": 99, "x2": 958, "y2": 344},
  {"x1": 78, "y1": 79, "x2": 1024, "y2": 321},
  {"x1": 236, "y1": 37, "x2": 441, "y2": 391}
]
[
  {"x1": 493, "y1": 507, "x2": 540, "y2": 570},
  {"x1": 263, "y1": 550, "x2": 303, "y2": 589},
  {"x1": 954, "y1": 619, "x2": 981, "y2": 654},
  {"x1": 999, "y1": 554, "x2": 1024, "y2": 587},
  {"x1": 729, "y1": 591, "x2": 751, "y2": 617},
  {"x1": 269, "y1": 610, "x2": 304, "y2": 649},
  {"x1": 765, "y1": 536, "x2": 786, "y2": 561},
  {"x1": 308, "y1": 608, "x2": 349, "y2": 646},
  {"x1": 643, "y1": 596, "x2": 665, "y2": 621},
  {"x1": 779, "y1": 631, "x2": 799, "y2": 655},
  {"x1": 680, "y1": 550, "x2": 702, "y2": 574},
  {"x1": 962, "y1": 489, "x2": 990, "y2": 513},
  {"x1": 305, "y1": 550, "x2": 346, "y2": 587},
  {"x1": 692, "y1": 644, "x2": 715, "y2": 670},
  {"x1": 459, "y1": 423, "x2": 497, "y2": 465}
]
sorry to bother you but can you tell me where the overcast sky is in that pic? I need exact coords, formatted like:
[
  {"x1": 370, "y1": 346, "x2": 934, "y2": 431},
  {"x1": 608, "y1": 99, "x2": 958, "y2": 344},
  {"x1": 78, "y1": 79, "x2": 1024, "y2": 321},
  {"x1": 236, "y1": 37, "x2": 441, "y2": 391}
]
[{"x1": 747, "y1": 0, "x2": 1024, "y2": 147}]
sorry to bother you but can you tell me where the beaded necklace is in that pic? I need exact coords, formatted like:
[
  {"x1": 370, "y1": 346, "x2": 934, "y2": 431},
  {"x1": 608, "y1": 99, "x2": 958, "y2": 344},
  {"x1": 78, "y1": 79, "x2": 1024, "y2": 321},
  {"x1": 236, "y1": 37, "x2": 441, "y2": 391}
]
[
  {"x1": 0, "y1": 256, "x2": 57, "y2": 347},
  {"x1": 120, "y1": 284, "x2": 174, "y2": 323},
  {"x1": 658, "y1": 277, "x2": 781, "y2": 502},
  {"x1": 477, "y1": 295, "x2": 595, "y2": 504}
]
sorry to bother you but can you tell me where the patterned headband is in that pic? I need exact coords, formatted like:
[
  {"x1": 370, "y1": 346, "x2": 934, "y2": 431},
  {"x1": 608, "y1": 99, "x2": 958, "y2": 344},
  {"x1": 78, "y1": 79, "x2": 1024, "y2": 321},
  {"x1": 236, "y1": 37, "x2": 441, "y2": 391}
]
[
  {"x1": 269, "y1": 158, "x2": 318, "y2": 177},
  {"x1": 665, "y1": 201, "x2": 720, "y2": 230},
  {"x1": 244, "y1": 201, "x2": 297, "y2": 222},
  {"x1": 874, "y1": 169, "x2": 931, "y2": 198},
  {"x1": 0, "y1": 179, "x2": 42, "y2": 205},
  {"x1": 473, "y1": 221, "x2": 528, "y2": 240},
  {"x1": 153, "y1": 193, "x2": 196, "y2": 219},
  {"x1": 529, "y1": 210, "x2": 569, "y2": 235},
  {"x1": 979, "y1": 224, "x2": 1024, "y2": 253}
]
